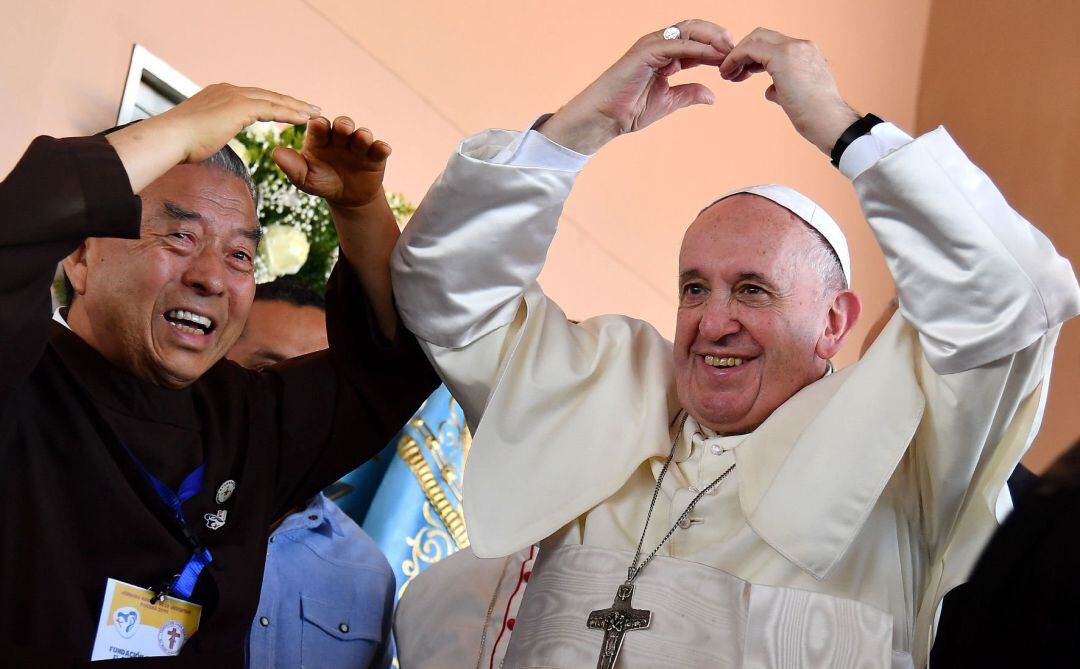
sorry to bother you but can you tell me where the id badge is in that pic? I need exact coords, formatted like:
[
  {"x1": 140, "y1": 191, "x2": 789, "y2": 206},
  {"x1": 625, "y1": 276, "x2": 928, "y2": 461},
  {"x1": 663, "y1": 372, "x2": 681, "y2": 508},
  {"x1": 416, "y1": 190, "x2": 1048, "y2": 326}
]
[{"x1": 90, "y1": 578, "x2": 202, "y2": 661}]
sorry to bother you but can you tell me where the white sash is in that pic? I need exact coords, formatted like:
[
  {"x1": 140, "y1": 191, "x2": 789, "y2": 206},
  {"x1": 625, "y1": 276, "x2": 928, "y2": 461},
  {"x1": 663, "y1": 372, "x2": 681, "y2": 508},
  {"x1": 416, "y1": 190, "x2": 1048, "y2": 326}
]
[{"x1": 503, "y1": 545, "x2": 910, "y2": 669}]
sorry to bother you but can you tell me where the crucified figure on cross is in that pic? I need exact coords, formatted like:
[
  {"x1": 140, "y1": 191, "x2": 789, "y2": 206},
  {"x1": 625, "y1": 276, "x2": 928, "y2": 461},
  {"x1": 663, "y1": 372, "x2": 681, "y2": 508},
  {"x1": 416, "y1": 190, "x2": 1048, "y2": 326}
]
[{"x1": 586, "y1": 582, "x2": 652, "y2": 669}]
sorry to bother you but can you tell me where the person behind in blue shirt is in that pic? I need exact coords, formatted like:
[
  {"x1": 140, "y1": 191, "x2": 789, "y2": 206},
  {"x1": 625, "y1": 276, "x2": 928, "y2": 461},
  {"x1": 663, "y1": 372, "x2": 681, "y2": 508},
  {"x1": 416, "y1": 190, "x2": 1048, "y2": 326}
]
[{"x1": 229, "y1": 278, "x2": 395, "y2": 668}]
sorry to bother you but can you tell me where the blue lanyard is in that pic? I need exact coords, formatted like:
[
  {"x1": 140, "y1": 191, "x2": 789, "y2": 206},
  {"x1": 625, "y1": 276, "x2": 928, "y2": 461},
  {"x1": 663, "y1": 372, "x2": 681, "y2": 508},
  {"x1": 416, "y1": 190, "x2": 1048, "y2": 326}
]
[{"x1": 123, "y1": 447, "x2": 214, "y2": 601}]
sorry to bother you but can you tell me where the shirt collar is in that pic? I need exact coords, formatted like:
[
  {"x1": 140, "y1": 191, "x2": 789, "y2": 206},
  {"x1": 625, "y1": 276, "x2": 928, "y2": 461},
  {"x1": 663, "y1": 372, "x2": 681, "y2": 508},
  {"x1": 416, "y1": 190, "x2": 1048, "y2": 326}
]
[
  {"x1": 271, "y1": 493, "x2": 344, "y2": 538},
  {"x1": 674, "y1": 420, "x2": 748, "y2": 463},
  {"x1": 53, "y1": 307, "x2": 70, "y2": 329}
]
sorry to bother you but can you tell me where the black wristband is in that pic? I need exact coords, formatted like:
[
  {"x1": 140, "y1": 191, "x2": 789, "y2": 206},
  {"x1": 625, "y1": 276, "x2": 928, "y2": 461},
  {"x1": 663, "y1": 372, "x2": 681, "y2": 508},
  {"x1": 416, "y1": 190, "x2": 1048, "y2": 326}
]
[{"x1": 830, "y1": 113, "x2": 884, "y2": 168}]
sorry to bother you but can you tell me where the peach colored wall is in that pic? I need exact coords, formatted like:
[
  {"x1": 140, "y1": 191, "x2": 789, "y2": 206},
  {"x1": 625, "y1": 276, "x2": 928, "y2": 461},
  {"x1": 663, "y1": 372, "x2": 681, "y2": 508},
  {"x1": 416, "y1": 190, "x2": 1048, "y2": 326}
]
[{"x1": 917, "y1": 0, "x2": 1080, "y2": 473}]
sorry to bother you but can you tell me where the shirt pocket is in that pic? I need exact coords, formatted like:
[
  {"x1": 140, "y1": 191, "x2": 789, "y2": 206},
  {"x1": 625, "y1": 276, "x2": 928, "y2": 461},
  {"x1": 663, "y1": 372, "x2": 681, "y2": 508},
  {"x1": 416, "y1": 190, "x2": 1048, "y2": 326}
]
[{"x1": 300, "y1": 594, "x2": 381, "y2": 668}]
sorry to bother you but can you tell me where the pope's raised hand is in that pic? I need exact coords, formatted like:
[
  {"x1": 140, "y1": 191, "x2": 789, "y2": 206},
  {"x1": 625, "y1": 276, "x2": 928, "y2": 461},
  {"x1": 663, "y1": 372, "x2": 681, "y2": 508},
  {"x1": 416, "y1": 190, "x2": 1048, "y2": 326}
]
[
  {"x1": 719, "y1": 28, "x2": 859, "y2": 155},
  {"x1": 271, "y1": 116, "x2": 392, "y2": 211},
  {"x1": 539, "y1": 19, "x2": 733, "y2": 155}
]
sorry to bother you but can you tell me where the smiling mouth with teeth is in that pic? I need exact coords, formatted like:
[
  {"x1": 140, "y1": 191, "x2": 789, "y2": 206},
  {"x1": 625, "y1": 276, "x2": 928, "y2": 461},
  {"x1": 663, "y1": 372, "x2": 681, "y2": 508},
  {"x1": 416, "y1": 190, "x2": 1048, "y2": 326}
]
[
  {"x1": 704, "y1": 355, "x2": 746, "y2": 368},
  {"x1": 164, "y1": 309, "x2": 215, "y2": 336}
]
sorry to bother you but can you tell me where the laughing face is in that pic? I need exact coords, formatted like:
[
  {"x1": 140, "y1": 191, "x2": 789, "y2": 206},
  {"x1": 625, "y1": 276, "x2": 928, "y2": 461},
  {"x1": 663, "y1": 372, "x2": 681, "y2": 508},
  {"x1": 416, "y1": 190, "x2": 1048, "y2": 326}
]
[
  {"x1": 64, "y1": 164, "x2": 259, "y2": 388},
  {"x1": 673, "y1": 194, "x2": 858, "y2": 435}
]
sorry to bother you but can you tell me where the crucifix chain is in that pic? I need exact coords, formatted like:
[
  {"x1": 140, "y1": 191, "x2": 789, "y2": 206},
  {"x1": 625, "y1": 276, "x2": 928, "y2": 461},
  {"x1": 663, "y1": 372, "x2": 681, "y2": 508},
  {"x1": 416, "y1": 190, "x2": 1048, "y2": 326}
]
[{"x1": 626, "y1": 413, "x2": 737, "y2": 583}]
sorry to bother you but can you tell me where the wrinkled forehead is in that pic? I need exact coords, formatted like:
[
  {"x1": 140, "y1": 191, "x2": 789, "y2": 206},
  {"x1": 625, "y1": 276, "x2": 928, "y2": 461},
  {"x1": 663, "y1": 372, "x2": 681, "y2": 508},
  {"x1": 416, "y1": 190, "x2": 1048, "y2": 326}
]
[
  {"x1": 141, "y1": 164, "x2": 259, "y2": 228},
  {"x1": 679, "y1": 194, "x2": 808, "y2": 261},
  {"x1": 140, "y1": 165, "x2": 260, "y2": 241}
]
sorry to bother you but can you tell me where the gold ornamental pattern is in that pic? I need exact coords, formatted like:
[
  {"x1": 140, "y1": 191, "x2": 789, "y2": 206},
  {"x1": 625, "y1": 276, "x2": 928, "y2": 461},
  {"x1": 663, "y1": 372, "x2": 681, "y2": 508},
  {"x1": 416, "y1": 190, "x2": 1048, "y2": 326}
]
[{"x1": 396, "y1": 394, "x2": 472, "y2": 597}]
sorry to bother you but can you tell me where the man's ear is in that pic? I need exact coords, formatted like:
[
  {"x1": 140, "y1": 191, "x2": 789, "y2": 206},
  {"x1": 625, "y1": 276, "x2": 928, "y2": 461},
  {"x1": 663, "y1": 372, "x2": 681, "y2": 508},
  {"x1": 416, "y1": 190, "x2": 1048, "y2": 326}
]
[
  {"x1": 816, "y1": 290, "x2": 862, "y2": 361},
  {"x1": 61, "y1": 241, "x2": 91, "y2": 298}
]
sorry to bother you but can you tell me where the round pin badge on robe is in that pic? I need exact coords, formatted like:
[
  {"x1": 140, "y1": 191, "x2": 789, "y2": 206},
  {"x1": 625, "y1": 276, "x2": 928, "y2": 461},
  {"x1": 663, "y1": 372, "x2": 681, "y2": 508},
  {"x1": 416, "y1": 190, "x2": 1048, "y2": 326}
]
[{"x1": 216, "y1": 480, "x2": 236, "y2": 505}]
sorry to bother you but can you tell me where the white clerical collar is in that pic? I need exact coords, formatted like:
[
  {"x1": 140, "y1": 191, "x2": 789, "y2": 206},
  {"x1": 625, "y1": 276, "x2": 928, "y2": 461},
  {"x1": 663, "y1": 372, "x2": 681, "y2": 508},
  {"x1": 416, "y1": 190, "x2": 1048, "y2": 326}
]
[
  {"x1": 674, "y1": 416, "x2": 748, "y2": 463},
  {"x1": 52, "y1": 308, "x2": 71, "y2": 330}
]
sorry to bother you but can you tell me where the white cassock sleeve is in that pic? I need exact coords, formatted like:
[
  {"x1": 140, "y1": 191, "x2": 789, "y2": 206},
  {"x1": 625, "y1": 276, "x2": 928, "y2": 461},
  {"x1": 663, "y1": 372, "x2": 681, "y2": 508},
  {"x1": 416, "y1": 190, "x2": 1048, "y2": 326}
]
[
  {"x1": 849, "y1": 127, "x2": 1079, "y2": 658},
  {"x1": 390, "y1": 129, "x2": 588, "y2": 428},
  {"x1": 392, "y1": 129, "x2": 687, "y2": 557}
]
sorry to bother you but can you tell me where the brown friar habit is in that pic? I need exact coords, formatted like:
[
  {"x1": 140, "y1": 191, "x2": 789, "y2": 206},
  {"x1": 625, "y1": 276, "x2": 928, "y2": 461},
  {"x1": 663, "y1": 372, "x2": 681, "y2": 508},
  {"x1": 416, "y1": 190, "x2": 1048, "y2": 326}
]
[{"x1": 0, "y1": 136, "x2": 439, "y2": 667}]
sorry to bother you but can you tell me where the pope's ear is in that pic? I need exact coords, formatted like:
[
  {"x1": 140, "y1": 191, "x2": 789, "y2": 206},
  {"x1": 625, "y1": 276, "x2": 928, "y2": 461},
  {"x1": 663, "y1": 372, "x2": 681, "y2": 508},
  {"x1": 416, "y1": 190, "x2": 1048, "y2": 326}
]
[
  {"x1": 816, "y1": 290, "x2": 862, "y2": 361},
  {"x1": 61, "y1": 242, "x2": 90, "y2": 298}
]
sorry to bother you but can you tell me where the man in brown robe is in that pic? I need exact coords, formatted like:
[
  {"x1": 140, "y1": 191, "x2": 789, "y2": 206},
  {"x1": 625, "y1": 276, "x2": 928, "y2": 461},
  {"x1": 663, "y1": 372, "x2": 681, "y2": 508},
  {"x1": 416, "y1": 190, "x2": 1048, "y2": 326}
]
[{"x1": 0, "y1": 84, "x2": 437, "y2": 666}]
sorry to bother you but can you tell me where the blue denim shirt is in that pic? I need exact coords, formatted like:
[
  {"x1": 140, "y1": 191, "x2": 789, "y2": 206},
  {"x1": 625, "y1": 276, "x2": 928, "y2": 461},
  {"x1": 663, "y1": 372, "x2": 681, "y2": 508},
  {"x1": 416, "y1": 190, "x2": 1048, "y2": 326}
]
[{"x1": 249, "y1": 493, "x2": 394, "y2": 669}]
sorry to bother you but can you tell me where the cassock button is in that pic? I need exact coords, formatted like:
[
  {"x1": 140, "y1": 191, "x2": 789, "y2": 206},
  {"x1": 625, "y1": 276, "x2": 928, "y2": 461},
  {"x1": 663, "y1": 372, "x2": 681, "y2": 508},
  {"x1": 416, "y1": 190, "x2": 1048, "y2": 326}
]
[
  {"x1": 678, "y1": 517, "x2": 691, "y2": 529},
  {"x1": 523, "y1": 571, "x2": 531, "y2": 582},
  {"x1": 339, "y1": 623, "x2": 349, "y2": 633},
  {"x1": 709, "y1": 443, "x2": 723, "y2": 456},
  {"x1": 507, "y1": 618, "x2": 516, "y2": 630},
  {"x1": 259, "y1": 617, "x2": 270, "y2": 627}
]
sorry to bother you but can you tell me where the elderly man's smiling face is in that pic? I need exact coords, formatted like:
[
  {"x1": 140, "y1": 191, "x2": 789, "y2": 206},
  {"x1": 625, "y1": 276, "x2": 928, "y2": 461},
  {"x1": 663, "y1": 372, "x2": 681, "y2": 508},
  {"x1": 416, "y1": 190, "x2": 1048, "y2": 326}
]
[
  {"x1": 64, "y1": 164, "x2": 259, "y2": 388},
  {"x1": 673, "y1": 194, "x2": 860, "y2": 435}
]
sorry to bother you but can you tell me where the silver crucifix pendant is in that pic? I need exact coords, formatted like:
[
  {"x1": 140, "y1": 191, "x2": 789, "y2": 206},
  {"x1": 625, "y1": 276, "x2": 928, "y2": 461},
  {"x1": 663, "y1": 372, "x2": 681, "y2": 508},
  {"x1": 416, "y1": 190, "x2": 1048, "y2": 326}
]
[{"x1": 586, "y1": 582, "x2": 652, "y2": 669}]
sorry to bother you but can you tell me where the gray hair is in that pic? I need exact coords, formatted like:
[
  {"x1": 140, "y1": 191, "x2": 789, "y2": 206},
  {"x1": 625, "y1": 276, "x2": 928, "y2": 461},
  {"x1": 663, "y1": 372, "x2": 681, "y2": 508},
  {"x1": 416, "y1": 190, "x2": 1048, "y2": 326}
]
[
  {"x1": 801, "y1": 224, "x2": 848, "y2": 293},
  {"x1": 202, "y1": 144, "x2": 257, "y2": 208}
]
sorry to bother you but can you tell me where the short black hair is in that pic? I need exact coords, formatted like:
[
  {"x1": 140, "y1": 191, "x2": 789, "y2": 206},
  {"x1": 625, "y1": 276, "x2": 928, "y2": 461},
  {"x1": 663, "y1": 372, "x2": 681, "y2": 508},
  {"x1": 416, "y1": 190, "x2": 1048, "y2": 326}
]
[{"x1": 254, "y1": 278, "x2": 325, "y2": 310}]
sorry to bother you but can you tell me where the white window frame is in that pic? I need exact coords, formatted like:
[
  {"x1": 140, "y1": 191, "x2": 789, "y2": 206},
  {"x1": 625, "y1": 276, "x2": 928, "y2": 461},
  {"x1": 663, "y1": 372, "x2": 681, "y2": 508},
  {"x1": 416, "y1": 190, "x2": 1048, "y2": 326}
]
[{"x1": 116, "y1": 44, "x2": 200, "y2": 124}]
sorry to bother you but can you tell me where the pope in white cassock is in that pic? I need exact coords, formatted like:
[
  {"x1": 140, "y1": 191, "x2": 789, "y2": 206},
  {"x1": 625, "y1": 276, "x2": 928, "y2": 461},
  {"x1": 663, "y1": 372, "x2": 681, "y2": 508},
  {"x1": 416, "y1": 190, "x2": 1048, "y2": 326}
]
[{"x1": 390, "y1": 20, "x2": 1080, "y2": 669}]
